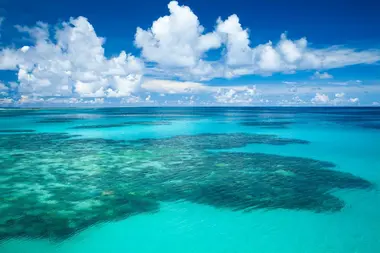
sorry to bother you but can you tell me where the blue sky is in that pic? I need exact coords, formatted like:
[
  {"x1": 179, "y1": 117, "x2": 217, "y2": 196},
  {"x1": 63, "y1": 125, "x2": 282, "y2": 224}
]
[{"x1": 0, "y1": 0, "x2": 379, "y2": 106}]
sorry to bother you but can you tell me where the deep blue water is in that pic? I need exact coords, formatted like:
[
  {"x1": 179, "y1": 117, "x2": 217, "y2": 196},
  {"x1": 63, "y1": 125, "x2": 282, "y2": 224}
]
[{"x1": 0, "y1": 107, "x2": 379, "y2": 253}]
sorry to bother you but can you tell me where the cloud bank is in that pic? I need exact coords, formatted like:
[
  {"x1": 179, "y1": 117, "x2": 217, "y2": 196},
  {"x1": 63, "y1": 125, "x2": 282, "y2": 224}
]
[{"x1": 0, "y1": 1, "x2": 380, "y2": 106}]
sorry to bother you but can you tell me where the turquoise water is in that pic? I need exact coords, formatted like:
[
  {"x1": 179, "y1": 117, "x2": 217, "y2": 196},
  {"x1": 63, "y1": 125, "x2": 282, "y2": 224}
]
[{"x1": 0, "y1": 107, "x2": 379, "y2": 253}]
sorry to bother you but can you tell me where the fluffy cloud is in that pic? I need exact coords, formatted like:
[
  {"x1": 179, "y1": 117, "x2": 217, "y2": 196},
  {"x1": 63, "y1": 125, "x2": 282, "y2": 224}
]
[
  {"x1": 135, "y1": 1, "x2": 380, "y2": 80},
  {"x1": 135, "y1": 1, "x2": 221, "y2": 68},
  {"x1": 349, "y1": 97, "x2": 359, "y2": 103},
  {"x1": 310, "y1": 92, "x2": 362, "y2": 105},
  {"x1": 0, "y1": 17, "x2": 143, "y2": 98},
  {"x1": 250, "y1": 35, "x2": 380, "y2": 75},
  {"x1": 213, "y1": 86, "x2": 256, "y2": 104},
  {"x1": 331, "y1": 92, "x2": 345, "y2": 105},
  {"x1": 1, "y1": 1, "x2": 380, "y2": 106},
  {"x1": 216, "y1": 14, "x2": 251, "y2": 66},
  {"x1": 311, "y1": 93, "x2": 329, "y2": 104},
  {"x1": 312, "y1": 71, "x2": 333, "y2": 79},
  {"x1": 0, "y1": 48, "x2": 22, "y2": 70}
]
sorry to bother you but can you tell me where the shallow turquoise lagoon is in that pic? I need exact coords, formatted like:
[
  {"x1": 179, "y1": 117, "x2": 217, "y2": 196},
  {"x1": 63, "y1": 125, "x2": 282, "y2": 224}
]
[{"x1": 0, "y1": 107, "x2": 379, "y2": 253}]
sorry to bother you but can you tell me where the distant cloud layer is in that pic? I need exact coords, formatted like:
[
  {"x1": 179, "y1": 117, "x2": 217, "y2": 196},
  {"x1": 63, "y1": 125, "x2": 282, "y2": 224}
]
[{"x1": 0, "y1": 1, "x2": 379, "y2": 106}]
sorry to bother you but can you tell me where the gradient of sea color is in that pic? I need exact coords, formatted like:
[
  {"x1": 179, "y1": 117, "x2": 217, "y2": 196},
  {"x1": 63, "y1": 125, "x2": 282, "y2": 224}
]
[{"x1": 0, "y1": 107, "x2": 379, "y2": 253}]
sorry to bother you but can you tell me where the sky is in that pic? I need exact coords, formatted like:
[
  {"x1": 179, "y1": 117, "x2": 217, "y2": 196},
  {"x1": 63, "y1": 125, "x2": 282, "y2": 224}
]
[{"x1": 0, "y1": 0, "x2": 379, "y2": 107}]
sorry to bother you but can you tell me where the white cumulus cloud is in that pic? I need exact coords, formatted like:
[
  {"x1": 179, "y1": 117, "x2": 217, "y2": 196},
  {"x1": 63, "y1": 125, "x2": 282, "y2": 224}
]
[
  {"x1": 312, "y1": 71, "x2": 333, "y2": 79},
  {"x1": 0, "y1": 16, "x2": 143, "y2": 98},
  {"x1": 134, "y1": 1, "x2": 380, "y2": 80},
  {"x1": 213, "y1": 86, "x2": 256, "y2": 104},
  {"x1": 135, "y1": 1, "x2": 221, "y2": 68},
  {"x1": 216, "y1": 14, "x2": 251, "y2": 66},
  {"x1": 0, "y1": 1, "x2": 380, "y2": 106},
  {"x1": 349, "y1": 97, "x2": 359, "y2": 103},
  {"x1": 311, "y1": 93, "x2": 329, "y2": 104}
]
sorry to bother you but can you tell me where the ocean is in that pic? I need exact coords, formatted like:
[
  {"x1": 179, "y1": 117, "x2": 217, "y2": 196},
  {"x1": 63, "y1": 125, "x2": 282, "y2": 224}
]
[{"x1": 0, "y1": 107, "x2": 379, "y2": 253}]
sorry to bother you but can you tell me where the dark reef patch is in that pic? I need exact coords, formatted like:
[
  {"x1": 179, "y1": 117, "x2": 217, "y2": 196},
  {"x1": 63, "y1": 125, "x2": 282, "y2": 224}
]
[
  {"x1": 359, "y1": 123, "x2": 380, "y2": 130},
  {"x1": 132, "y1": 133, "x2": 309, "y2": 150},
  {"x1": 322, "y1": 114, "x2": 380, "y2": 130},
  {"x1": 240, "y1": 121, "x2": 294, "y2": 129},
  {"x1": 37, "y1": 118, "x2": 81, "y2": 123},
  {"x1": 70, "y1": 121, "x2": 171, "y2": 129},
  {"x1": 0, "y1": 109, "x2": 41, "y2": 118},
  {"x1": 0, "y1": 129, "x2": 36, "y2": 133},
  {"x1": 0, "y1": 132, "x2": 373, "y2": 241}
]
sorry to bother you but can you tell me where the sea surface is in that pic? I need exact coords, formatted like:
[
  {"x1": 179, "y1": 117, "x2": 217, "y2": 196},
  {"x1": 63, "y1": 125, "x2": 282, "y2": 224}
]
[{"x1": 0, "y1": 107, "x2": 379, "y2": 253}]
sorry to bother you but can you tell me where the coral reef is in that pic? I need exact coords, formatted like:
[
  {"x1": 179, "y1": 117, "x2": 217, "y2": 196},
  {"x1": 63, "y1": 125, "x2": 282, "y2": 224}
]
[{"x1": 0, "y1": 131, "x2": 373, "y2": 241}]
